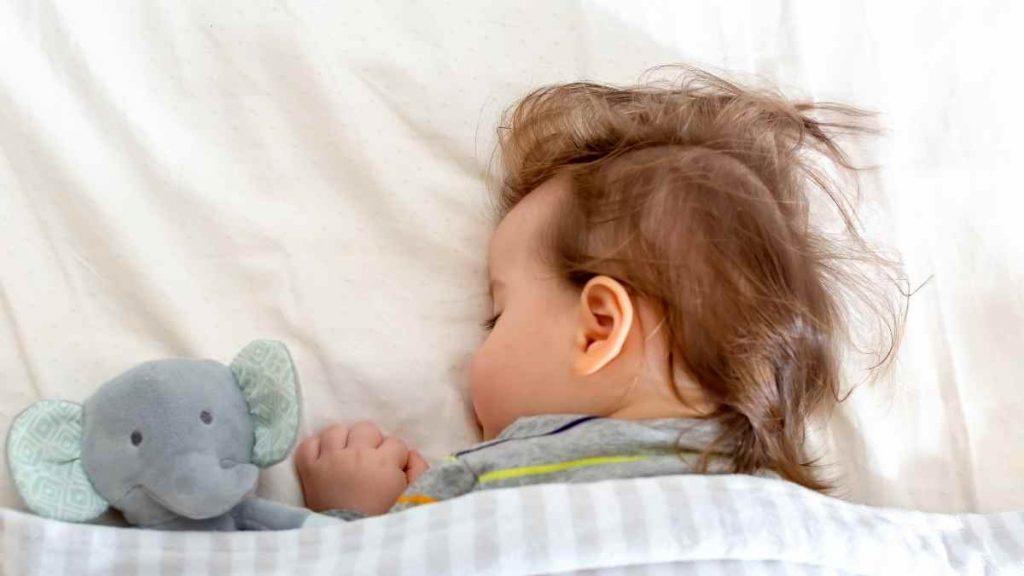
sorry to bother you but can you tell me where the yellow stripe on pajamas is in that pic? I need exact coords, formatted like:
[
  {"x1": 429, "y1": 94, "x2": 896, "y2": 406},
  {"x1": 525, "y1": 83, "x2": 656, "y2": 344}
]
[
  {"x1": 397, "y1": 494, "x2": 438, "y2": 505},
  {"x1": 478, "y1": 455, "x2": 650, "y2": 484}
]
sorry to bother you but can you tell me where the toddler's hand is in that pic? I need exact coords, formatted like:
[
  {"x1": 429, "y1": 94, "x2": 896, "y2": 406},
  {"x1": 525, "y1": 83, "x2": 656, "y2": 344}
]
[{"x1": 295, "y1": 420, "x2": 422, "y2": 516}]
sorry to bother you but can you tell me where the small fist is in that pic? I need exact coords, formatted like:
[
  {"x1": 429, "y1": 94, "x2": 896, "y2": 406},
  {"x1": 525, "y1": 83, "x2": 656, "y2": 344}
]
[{"x1": 294, "y1": 420, "x2": 427, "y2": 516}]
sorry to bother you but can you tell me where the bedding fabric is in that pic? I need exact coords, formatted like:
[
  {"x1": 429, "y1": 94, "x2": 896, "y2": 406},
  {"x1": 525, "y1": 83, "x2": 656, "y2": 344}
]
[
  {"x1": 1, "y1": 0, "x2": 1023, "y2": 526},
  {"x1": 2, "y1": 474, "x2": 1023, "y2": 575}
]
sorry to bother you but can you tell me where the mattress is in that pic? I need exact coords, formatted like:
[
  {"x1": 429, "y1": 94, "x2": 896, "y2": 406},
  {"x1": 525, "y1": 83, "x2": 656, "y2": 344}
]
[{"x1": 1, "y1": 0, "x2": 1023, "y2": 519}]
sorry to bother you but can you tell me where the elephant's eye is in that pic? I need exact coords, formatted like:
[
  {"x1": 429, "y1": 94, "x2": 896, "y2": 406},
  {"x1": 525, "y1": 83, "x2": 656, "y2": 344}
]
[
  {"x1": 130, "y1": 430, "x2": 143, "y2": 446},
  {"x1": 200, "y1": 410, "x2": 213, "y2": 425}
]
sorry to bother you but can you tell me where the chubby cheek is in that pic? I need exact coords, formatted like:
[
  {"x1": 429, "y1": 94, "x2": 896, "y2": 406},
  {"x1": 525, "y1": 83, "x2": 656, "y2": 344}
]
[
  {"x1": 468, "y1": 337, "x2": 513, "y2": 440},
  {"x1": 468, "y1": 311, "x2": 573, "y2": 439}
]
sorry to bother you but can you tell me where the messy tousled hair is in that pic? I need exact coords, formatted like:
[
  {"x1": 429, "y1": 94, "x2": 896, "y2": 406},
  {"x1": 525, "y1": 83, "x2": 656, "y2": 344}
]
[{"x1": 488, "y1": 64, "x2": 914, "y2": 491}]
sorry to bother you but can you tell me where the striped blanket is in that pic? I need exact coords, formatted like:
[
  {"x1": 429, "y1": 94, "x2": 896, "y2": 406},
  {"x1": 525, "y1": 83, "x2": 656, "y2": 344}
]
[{"x1": 1, "y1": 474, "x2": 1021, "y2": 575}]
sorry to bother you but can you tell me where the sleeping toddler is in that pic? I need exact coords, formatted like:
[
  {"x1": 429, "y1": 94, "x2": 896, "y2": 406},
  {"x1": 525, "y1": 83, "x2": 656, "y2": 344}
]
[{"x1": 294, "y1": 65, "x2": 905, "y2": 520}]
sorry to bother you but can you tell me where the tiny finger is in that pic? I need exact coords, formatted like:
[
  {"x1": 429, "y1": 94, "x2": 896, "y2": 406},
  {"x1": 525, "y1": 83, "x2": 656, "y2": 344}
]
[
  {"x1": 405, "y1": 450, "x2": 431, "y2": 485},
  {"x1": 319, "y1": 423, "x2": 351, "y2": 453},
  {"x1": 378, "y1": 436, "x2": 410, "y2": 469},
  {"x1": 348, "y1": 420, "x2": 384, "y2": 448},
  {"x1": 294, "y1": 435, "x2": 321, "y2": 470}
]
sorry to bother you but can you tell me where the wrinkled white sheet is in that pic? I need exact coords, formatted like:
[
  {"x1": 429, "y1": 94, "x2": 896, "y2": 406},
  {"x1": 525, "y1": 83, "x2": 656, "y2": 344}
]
[{"x1": 1, "y1": 0, "x2": 1022, "y2": 515}]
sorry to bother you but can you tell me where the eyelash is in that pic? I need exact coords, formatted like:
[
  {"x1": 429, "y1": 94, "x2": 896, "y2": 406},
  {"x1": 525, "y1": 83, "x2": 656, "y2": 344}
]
[{"x1": 482, "y1": 313, "x2": 501, "y2": 331}]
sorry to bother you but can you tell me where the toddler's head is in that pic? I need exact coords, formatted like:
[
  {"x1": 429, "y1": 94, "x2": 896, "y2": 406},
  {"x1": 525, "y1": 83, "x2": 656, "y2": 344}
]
[{"x1": 467, "y1": 65, "x2": 906, "y2": 489}]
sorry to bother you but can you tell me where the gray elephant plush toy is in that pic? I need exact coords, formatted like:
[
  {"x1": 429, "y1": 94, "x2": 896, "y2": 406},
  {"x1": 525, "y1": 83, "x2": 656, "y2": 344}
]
[{"x1": 5, "y1": 339, "x2": 336, "y2": 530}]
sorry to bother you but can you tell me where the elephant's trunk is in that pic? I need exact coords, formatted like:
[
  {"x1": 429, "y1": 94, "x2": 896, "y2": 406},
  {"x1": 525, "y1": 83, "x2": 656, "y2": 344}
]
[{"x1": 142, "y1": 451, "x2": 259, "y2": 519}]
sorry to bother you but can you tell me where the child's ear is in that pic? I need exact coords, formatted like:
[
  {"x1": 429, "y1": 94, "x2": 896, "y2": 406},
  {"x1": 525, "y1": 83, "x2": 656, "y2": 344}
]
[{"x1": 572, "y1": 276, "x2": 635, "y2": 376}]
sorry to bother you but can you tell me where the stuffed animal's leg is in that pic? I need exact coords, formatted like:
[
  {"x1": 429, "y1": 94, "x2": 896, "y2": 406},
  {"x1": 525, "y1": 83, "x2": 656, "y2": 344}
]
[{"x1": 231, "y1": 497, "x2": 339, "y2": 530}]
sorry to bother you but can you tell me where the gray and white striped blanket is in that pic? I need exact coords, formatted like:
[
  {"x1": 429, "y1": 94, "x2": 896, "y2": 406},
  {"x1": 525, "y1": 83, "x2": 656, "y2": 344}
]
[{"x1": 1, "y1": 474, "x2": 1021, "y2": 575}]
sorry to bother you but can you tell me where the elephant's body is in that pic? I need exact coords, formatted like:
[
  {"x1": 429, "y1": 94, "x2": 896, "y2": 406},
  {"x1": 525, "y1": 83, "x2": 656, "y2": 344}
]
[
  {"x1": 144, "y1": 498, "x2": 315, "y2": 531},
  {"x1": 6, "y1": 340, "x2": 334, "y2": 531}
]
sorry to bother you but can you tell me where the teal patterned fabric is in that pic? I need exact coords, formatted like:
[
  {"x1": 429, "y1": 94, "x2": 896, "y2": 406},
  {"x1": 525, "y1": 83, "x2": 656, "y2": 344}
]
[
  {"x1": 229, "y1": 340, "x2": 300, "y2": 467},
  {"x1": 6, "y1": 400, "x2": 108, "y2": 521}
]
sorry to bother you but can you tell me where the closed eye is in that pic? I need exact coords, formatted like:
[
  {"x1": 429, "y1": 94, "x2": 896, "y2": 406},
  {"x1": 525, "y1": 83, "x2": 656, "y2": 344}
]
[{"x1": 482, "y1": 313, "x2": 501, "y2": 331}]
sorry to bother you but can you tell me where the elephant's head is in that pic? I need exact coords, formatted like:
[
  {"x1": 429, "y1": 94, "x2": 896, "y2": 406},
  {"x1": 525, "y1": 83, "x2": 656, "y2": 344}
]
[{"x1": 6, "y1": 340, "x2": 300, "y2": 526}]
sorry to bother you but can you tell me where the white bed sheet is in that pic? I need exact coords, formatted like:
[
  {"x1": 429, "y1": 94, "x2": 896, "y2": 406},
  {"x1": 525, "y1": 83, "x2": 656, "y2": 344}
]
[
  {"x1": 1, "y1": 0, "x2": 1022, "y2": 515},
  {"x1": 4, "y1": 474, "x2": 1022, "y2": 575}
]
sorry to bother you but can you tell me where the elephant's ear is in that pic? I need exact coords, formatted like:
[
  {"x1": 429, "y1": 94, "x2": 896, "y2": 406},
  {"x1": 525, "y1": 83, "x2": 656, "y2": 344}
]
[
  {"x1": 6, "y1": 400, "x2": 109, "y2": 521},
  {"x1": 229, "y1": 340, "x2": 300, "y2": 467}
]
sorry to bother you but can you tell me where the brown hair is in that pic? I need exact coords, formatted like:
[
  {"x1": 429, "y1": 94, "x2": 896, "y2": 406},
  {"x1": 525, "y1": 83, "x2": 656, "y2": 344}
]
[{"x1": 488, "y1": 64, "x2": 915, "y2": 491}]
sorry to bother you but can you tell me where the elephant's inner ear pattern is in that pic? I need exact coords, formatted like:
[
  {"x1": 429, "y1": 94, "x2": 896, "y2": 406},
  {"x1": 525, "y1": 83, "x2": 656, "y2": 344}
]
[
  {"x1": 229, "y1": 340, "x2": 300, "y2": 468},
  {"x1": 7, "y1": 399, "x2": 109, "y2": 521}
]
